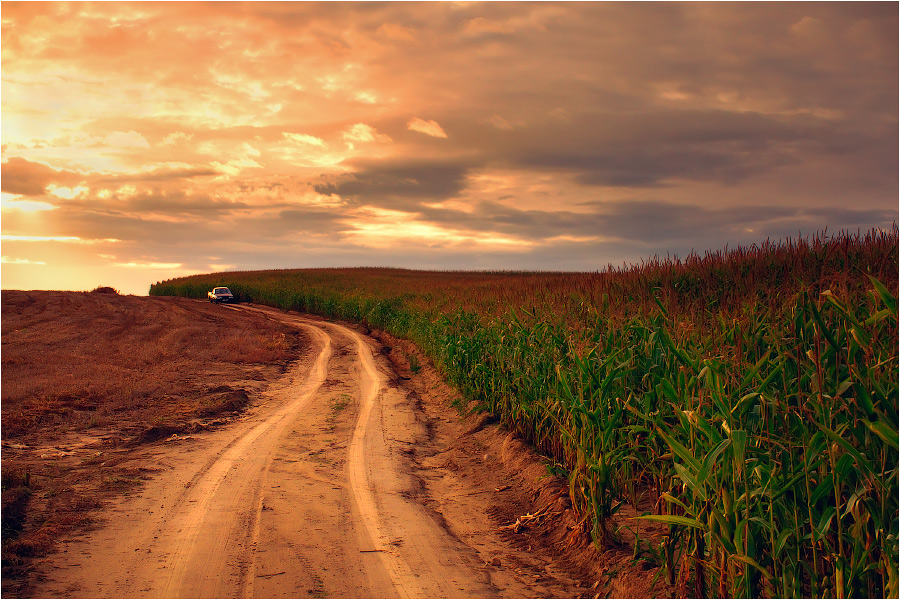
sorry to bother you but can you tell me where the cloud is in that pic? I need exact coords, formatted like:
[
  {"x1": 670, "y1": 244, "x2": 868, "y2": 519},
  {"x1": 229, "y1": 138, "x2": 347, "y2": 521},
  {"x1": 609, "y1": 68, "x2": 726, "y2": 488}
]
[
  {"x1": 583, "y1": 201, "x2": 896, "y2": 246},
  {"x1": 1, "y1": 256, "x2": 47, "y2": 265},
  {"x1": 378, "y1": 23, "x2": 417, "y2": 42},
  {"x1": 1, "y1": 195, "x2": 57, "y2": 212},
  {"x1": 210, "y1": 158, "x2": 263, "y2": 176},
  {"x1": 1, "y1": 158, "x2": 81, "y2": 196},
  {"x1": 486, "y1": 115, "x2": 516, "y2": 130},
  {"x1": 104, "y1": 131, "x2": 151, "y2": 148},
  {"x1": 463, "y1": 17, "x2": 517, "y2": 36},
  {"x1": 461, "y1": 108, "x2": 826, "y2": 188},
  {"x1": 283, "y1": 132, "x2": 328, "y2": 147},
  {"x1": 407, "y1": 118, "x2": 448, "y2": 138},
  {"x1": 121, "y1": 191, "x2": 254, "y2": 215},
  {"x1": 342, "y1": 123, "x2": 392, "y2": 145},
  {"x1": 99, "y1": 167, "x2": 220, "y2": 183},
  {"x1": 315, "y1": 160, "x2": 470, "y2": 207},
  {"x1": 47, "y1": 185, "x2": 90, "y2": 200},
  {"x1": 162, "y1": 131, "x2": 194, "y2": 145},
  {"x1": 409, "y1": 198, "x2": 897, "y2": 253}
]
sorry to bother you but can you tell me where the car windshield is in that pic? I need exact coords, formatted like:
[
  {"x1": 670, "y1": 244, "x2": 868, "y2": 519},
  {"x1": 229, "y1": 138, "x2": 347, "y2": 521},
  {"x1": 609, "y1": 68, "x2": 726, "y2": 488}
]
[{"x1": 216, "y1": 288, "x2": 231, "y2": 294}]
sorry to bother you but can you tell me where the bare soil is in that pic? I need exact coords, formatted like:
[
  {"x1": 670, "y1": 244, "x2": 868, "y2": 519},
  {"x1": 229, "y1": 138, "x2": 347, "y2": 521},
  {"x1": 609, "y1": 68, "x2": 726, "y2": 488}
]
[
  {"x1": 1, "y1": 291, "x2": 303, "y2": 595},
  {"x1": 2, "y1": 292, "x2": 671, "y2": 598}
]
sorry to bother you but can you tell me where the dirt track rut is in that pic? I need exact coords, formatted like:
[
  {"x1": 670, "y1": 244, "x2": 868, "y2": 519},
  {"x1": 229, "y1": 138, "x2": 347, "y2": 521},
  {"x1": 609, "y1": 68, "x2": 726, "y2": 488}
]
[{"x1": 33, "y1": 309, "x2": 498, "y2": 598}]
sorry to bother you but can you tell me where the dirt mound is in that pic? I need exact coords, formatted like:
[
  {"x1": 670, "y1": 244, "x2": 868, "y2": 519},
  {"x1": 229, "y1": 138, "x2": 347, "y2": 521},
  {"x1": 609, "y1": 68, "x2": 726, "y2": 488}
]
[{"x1": 198, "y1": 388, "x2": 251, "y2": 417}]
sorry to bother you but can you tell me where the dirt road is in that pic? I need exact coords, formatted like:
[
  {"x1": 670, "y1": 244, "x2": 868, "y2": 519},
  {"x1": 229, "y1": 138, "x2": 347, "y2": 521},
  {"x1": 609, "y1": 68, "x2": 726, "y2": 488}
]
[{"x1": 30, "y1": 306, "x2": 589, "y2": 598}]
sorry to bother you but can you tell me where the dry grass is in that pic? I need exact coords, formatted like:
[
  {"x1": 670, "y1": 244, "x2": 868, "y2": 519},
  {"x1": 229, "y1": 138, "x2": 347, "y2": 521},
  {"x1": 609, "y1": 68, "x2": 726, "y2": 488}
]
[
  {"x1": 1, "y1": 291, "x2": 298, "y2": 438},
  {"x1": 0, "y1": 290, "x2": 304, "y2": 595}
]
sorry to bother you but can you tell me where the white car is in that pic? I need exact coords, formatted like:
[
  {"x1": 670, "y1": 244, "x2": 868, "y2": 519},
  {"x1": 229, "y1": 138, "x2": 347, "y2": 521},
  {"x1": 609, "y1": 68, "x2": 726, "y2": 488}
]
[{"x1": 208, "y1": 287, "x2": 235, "y2": 303}]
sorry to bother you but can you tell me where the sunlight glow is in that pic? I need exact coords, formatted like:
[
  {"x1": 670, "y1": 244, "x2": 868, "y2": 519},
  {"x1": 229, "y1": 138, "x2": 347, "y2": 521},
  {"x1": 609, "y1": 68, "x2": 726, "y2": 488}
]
[
  {"x1": 1, "y1": 256, "x2": 47, "y2": 265},
  {"x1": 345, "y1": 207, "x2": 533, "y2": 250},
  {"x1": 211, "y1": 158, "x2": 262, "y2": 177},
  {"x1": 112, "y1": 261, "x2": 184, "y2": 269},
  {"x1": 209, "y1": 263, "x2": 236, "y2": 272},
  {"x1": 1, "y1": 194, "x2": 57, "y2": 212},
  {"x1": 48, "y1": 185, "x2": 90, "y2": 199},
  {"x1": 1, "y1": 235, "x2": 121, "y2": 244}
]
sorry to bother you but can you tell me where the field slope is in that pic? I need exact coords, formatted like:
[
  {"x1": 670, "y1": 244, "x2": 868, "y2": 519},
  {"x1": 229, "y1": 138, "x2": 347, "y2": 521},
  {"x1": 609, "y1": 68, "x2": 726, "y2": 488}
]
[{"x1": 152, "y1": 228, "x2": 899, "y2": 598}]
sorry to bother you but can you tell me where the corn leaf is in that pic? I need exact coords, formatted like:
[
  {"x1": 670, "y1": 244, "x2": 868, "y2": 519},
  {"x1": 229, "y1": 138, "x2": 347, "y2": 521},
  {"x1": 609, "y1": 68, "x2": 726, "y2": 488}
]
[{"x1": 635, "y1": 514, "x2": 705, "y2": 529}]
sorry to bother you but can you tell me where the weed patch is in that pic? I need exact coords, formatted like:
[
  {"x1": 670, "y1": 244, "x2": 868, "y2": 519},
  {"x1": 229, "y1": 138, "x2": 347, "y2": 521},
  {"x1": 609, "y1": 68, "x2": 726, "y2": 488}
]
[
  {"x1": 326, "y1": 394, "x2": 352, "y2": 431},
  {"x1": 1, "y1": 470, "x2": 32, "y2": 543}
]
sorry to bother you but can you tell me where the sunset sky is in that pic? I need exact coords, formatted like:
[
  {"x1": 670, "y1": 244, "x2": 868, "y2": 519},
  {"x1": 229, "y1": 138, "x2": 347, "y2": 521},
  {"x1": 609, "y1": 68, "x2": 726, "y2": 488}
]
[{"x1": 2, "y1": 2, "x2": 897, "y2": 296}]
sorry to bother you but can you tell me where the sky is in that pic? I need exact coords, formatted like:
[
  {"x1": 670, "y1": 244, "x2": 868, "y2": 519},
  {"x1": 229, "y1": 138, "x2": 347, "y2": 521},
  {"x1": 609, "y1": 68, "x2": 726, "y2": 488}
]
[{"x1": 1, "y1": 2, "x2": 897, "y2": 296}]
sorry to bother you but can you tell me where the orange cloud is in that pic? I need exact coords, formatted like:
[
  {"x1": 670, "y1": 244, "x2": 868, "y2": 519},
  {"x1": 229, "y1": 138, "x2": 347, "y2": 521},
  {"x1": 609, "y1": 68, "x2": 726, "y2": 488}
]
[
  {"x1": 377, "y1": 23, "x2": 417, "y2": 42},
  {"x1": 1, "y1": 158, "x2": 81, "y2": 196},
  {"x1": 407, "y1": 118, "x2": 448, "y2": 139},
  {"x1": 104, "y1": 131, "x2": 151, "y2": 148},
  {"x1": 1, "y1": 256, "x2": 47, "y2": 265},
  {"x1": 343, "y1": 123, "x2": 392, "y2": 144},
  {"x1": 282, "y1": 133, "x2": 327, "y2": 148}
]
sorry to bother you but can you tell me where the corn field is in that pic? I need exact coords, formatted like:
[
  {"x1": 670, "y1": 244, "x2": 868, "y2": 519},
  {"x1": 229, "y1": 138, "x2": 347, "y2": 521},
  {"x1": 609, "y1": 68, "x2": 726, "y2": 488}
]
[{"x1": 152, "y1": 228, "x2": 898, "y2": 598}]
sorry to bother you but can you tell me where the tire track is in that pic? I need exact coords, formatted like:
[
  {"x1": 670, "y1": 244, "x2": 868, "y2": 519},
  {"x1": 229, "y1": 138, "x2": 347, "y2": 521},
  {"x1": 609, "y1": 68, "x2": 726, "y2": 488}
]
[
  {"x1": 338, "y1": 322, "x2": 424, "y2": 598},
  {"x1": 238, "y1": 306, "x2": 495, "y2": 598},
  {"x1": 236, "y1": 306, "x2": 424, "y2": 595},
  {"x1": 30, "y1": 305, "x2": 495, "y2": 599},
  {"x1": 240, "y1": 307, "x2": 493, "y2": 598},
  {"x1": 140, "y1": 322, "x2": 332, "y2": 598}
]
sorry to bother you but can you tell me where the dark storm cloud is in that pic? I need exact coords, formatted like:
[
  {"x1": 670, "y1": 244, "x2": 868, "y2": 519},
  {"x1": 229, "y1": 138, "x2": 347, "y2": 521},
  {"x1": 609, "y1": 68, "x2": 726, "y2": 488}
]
[
  {"x1": 586, "y1": 201, "x2": 896, "y2": 245},
  {"x1": 316, "y1": 95, "x2": 894, "y2": 211},
  {"x1": 273, "y1": 209, "x2": 347, "y2": 235},
  {"x1": 314, "y1": 159, "x2": 471, "y2": 207},
  {"x1": 412, "y1": 198, "x2": 896, "y2": 247},
  {"x1": 38, "y1": 203, "x2": 347, "y2": 249},
  {"x1": 495, "y1": 110, "x2": 795, "y2": 187},
  {"x1": 36, "y1": 206, "x2": 204, "y2": 247},
  {"x1": 340, "y1": 1, "x2": 897, "y2": 199}
]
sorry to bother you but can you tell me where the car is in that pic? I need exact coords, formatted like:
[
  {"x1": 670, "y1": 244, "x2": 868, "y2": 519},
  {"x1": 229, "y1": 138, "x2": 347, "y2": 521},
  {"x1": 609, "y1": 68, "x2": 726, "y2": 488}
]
[{"x1": 208, "y1": 287, "x2": 236, "y2": 303}]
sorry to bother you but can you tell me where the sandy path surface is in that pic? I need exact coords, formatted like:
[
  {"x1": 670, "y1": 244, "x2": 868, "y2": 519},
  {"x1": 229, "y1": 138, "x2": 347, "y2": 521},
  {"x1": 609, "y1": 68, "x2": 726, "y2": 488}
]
[{"x1": 31, "y1": 307, "x2": 552, "y2": 599}]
